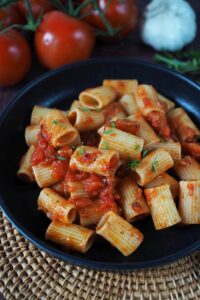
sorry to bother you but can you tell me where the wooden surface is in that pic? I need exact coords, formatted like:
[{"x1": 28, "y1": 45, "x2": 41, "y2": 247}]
[{"x1": 0, "y1": 1, "x2": 200, "y2": 300}]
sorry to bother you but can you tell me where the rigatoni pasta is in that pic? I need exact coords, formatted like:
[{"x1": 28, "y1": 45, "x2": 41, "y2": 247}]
[
  {"x1": 96, "y1": 211, "x2": 143, "y2": 256},
  {"x1": 38, "y1": 188, "x2": 77, "y2": 224},
  {"x1": 179, "y1": 181, "x2": 200, "y2": 224},
  {"x1": 144, "y1": 185, "x2": 181, "y2": 230},
  {"x1": 17, "y1": 78, "x2": 200, "y2": 256}
]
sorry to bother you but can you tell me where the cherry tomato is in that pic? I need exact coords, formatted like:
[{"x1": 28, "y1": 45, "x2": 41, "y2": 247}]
[
  {"x1": 0, "y1": 5, "x2": 23, "y2": 28},
  {"x1": 0, "y1": 30, "x2": 31, "y2": 87},
  {"x1": 35, "y1": 11, "x2": 95, "y2": 69},
  {"x1": 18, "y1": 0, "x2": 53, "y2": 19},
  {"x1": 81, "y1": 0, "x2": 138, "y2": 38}
]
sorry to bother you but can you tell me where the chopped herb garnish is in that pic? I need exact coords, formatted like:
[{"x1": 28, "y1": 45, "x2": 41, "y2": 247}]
[
  {"x1": 103, "y1": 141, "x2": 109, "y2": 150},
  {"x1": 103, "y1": 129, "x2": 114, "y2": 135},
  {"x1": 128, "y1": 159, "x2": 140, "y2": 170},
  {"x1": 79, "y1": 147, "x2": 85, "y2": 156},
  {"x1": 142, "y1": 149, "x2": 149, "y2": 158},
  {"x1": 94, "y1": 108, "x2": 101, "y2": 112},
  {"x1": 56, "y1": 155, "x2": 67, "y2": 161},
  {"x1": 134, "y1": 144, "x2": 141, "y2": 151},
  {"x1": 80, "y1": 107, "x2": 91, "y2": 112},
  {"x1": 52, "y1": 120, "x2": 67, "y2": 128},
  {"x1": 111, "y1": 121, "x2": 116, "y2": 128},
  {"x1": 151, "y1": 156, "x2": 158, "y2": 172}
]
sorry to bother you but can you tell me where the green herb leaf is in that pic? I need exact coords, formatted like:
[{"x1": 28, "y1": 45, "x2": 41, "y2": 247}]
[
  {"x1": 103, "y1": 129, "x2": 114, "y2": 135},
  {"x1": 79, "y1": 107, "x2": 91, "y2": 112},
  {"x1": 79, "y1": 147, "x2": 85, "y2": 156},
  {"x1": 134, "y1": 144, "x2": 141, "y2": 151},
  {"x1": 128, "y1": 159, "x2": 140, "y2": 170},
  {"x1": 151, "y1": 156, "x2": 158, "y2": 172},
  {"x1": 52, "y1": 120, "x2": 66, "y2": 128},
  {"x1": 142, "y1": 149, "x2": 149, "y2": 158},
  {"x1": 111, "y1": 121, "x2": 116, "y2": 128},
  {"x1": 56, "y1": 156, "x2": 67, "y2": 161},
  {"x1": 103, "y1": 141, "x2": 109, "y2": 150},
  {"x1": 94, "y1": 108, "x2": 101, "y2": 112}
]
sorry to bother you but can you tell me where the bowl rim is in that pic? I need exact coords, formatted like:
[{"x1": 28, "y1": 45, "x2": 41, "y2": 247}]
[{"x1": 0, "y1": 57, "x2": 200, "y2": 271}]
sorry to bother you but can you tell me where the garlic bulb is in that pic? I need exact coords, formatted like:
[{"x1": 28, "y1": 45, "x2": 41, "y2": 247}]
[{"x1": 141, "y1": 0, "x2": 197, "y2": 52}]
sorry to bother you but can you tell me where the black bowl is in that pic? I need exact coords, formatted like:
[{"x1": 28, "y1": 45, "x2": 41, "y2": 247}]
[{"x1": 0, "y1": 58, "x2": 199, "y2": 271}]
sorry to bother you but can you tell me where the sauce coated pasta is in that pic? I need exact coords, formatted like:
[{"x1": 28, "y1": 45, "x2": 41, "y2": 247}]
[{"x1": 17, "y1": 79, "x2": 200, "y2": 256}]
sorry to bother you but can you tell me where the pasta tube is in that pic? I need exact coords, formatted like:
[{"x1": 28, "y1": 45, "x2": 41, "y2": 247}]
[
  {"x1": 168, "y1": 108, "x2": 200, "y2": 142},
  {"x1": 69, "y1": 100, "x2": 82, "y2": 113},
  {"x1": 69, "y1": 107, "x2": 104, "y2": 132},
  {"x1": 144, "y1": 185, "x2": 181, "y2": 230},
  {"x1": 147, "y1": 142, "x2": 181, "y2": 161},
  {"x1": 103, "y1": 79, "x2": 138, "y2": 96},
  {"x1": 179, "y1": 181, "x2": 200, "y2": 224},
  {"x1": 68, "y1": 180, "x2": 89, "y2": 198},
  {"x1": 31, "y1": 105, "x2": 52, "y2": 124},
  {"x1": 158, "y1": 93, "x2": 175, "y2": 112},
  {"x1": 32, "y1": 164, "x2": 61, "y2": 188},
  {"x1": 38, "y1": 188, "x2": 77, "y2": 224},
  {"x1": 46, "y1": 221, "x2": 95, "y2": 253},
  {"x1": 135, "y1": 84, "x2": 163, "y2": 116},
  {"x1": 128, "y1": 113, "x2": 160, "y2": 148},
  {"x1": 174, "y1": 156, "x2": 200, "y2": 180},
  {"x1": 25, "y1": 124, "x2": 40, "y2": 146},
  {"x1": 79, "y1": 201, "x2": 110, "y2": 227},
  {"x1": 41, "y1": 109, "x2": 79, "y2": 147},
  {"x1": 134, "y1": 149, "x2": 174, "y2": 186},
  {"x1": 145, "y1": 172, "x2": 179, "y2": 199},
  {"x1": 79, "y1": 86, "x2": 117, "y2": 109},
  {"x1": 99, "y1": 128, "x2": 144, "y2": 160},
  {"x1": 17, "y1": 145, "x2": 35, "y2": 182},
  {"x1": 96, "y1": 211, "x2": 143, "y2": 256},
  {"x1": 70, "y1": 146, "x2": 120, "y2": 176},
  {"x1": 119, "y1": 177, "x2": 150, "y2": 222},
  {"x1": 119, "y1": 94, "x2": 139, "y2": 115}
]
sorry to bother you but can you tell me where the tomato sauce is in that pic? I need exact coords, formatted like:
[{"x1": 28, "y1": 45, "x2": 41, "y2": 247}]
[
  {"x1": 147, "y1": 111, "x2": 171, "y2": 140},
  {"x1": 80, "y1": 131, "x2": 100, "y2": 147},
  {"x1": 115, "y1": 119, "x2": 140, "y2": 135},
  {"x1": 77, "y1": 150, "x2": 101, "y2": 164},
  {"x1": 103, "y1": 102, "x2": 125, "y2": 122},
  {"x1": 187, "y1": 183, "x2": 194, "y2": 196},
  {"x1": 182, "y1": 143, "x2": 200, "y2": 160}
]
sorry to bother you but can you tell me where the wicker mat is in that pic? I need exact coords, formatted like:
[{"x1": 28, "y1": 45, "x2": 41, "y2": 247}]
[{"x1": 0, "y1": 210, "x2": 200, "y2": 300}]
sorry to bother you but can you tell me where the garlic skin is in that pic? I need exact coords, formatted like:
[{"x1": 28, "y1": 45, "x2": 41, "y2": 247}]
[{"x1": 141, "y1": 0, "x2": 197, "y2": 52}]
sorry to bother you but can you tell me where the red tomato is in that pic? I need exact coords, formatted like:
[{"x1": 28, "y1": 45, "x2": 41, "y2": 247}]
[
  {"x1": 0, "y1": 5, "x2": 23, "y2": 27},
  {"x1": 0, "y1": 30, "x2": 31, "y2": 87},
  {"x1": 35, "y1": 11, "x2": 95, "y2": 69},
  {"x1": 81, "y1": 0, "x2": 138, "y2": 38},
  {"x1": 18, "y1": 0, "x2": 53, "y2": 19}
]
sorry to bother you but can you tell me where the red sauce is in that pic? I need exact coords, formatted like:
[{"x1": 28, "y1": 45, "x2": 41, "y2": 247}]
[
  {"x1": 68, "y1": 197, "x2": 94, "y2": 209},
  {"x1": 143, "y1": 97, "x2": 152, "y2": 108},
  {"x1": 182, "y1": 143, "x2": 200, "y2": 160},
  {"x1": 77, "y1": 150, "x2": 101, "y2": 164},
  {"x1": 147, "y1": 111, "x2": 171, "y2": 140},
  {"x1": 103, "y1": 102, "x2": 125, "y2": 122},
  {"x1": 187, "y1": 183, "x2": 194, "y2": 196},
  {"x1": 115, "y1": 119, "x2": 140, "y2": 135},
  {"x1": 180, "y1": 126, "x2": 198, "y2": 142},
  {"x1": 83, "y1": 116, "x2": 94, "y2": 126},
  {"x1": 83, "y1": 174, "x2": 104, "y2": 196}
]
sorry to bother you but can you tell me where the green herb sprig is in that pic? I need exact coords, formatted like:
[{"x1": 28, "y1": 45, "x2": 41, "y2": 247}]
[
  {"x1": 151, "y1": 156, "x2": 158, "y2": 173},
  {"x1": 128, "y1": 159, "x2": 140, "y2": 170}
]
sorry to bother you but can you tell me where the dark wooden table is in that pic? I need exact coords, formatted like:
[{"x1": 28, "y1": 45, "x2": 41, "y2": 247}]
[{"x1": 0, "y1": 1, "x2": 200, "y2": 299}]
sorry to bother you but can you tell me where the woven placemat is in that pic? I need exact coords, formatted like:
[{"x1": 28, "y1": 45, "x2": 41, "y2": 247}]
[{"x1": 0, "y1": 210, "x2": 200, "y2": 300}]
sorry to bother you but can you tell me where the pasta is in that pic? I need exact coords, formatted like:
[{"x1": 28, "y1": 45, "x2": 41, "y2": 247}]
[
  {"x1": 168, "y1": 108, "x2": 200, "y2": 142},
  {"x1": 133, "y1": 149, "x2": 174, "y2": 186},
  {"x1": 38, "y1": 188, "x2": 77, "y2": 224},
  {"x1": 17, "y1": 79, "x2": 200, "y2": 255},
  {"x1": 99, "y1": 127, "x2": 144, "y2": 160},
  {"x1": 144, "y1": 185, "x2": 181, "y2": 230},
  {"x1": 179, "y1": 181, "x2": 200, "y2": 224},
  {"x1": 103, "y1": 79, "x2": 138, "y2": 96},
  {"x1": 79, "y1": 86, "x2": 117, "y2": 109},
  {"x1": 145, "y1": 172, "x2": 179, "y2": 199},
  {"x1": 174, "y1": 156, "x2": 200, "y2": 180},
  {"x1": 119, "y1": 177, "x2": 150, "y2": 222},
  {"x1": 96, "y1": 211, "x2": 143, "y2": 256},
  {"x1": 46, "y1": 221, "x2": 95, "y2": 253}
]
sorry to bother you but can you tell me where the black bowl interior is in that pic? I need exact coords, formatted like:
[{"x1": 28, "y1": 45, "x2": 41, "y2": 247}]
[{"x1": 0, "y1": 58, "x2": 199, "y2": 271}]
